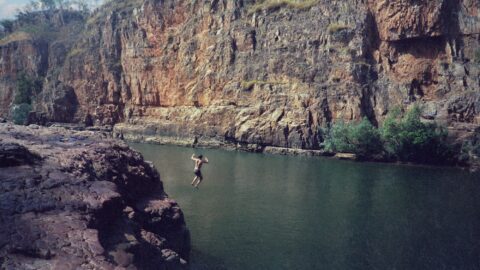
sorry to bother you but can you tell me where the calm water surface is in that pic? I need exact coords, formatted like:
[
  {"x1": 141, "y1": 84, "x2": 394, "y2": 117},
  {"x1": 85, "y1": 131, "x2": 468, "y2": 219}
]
[{"x1": 130, "y1": 143, "x2": 480, "y2": 270}]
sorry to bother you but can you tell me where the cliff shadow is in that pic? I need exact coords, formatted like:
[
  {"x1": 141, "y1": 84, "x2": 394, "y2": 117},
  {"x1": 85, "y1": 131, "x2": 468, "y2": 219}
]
[{"x1": 189, "y1": 248, "x2": 228, "y2": 270}]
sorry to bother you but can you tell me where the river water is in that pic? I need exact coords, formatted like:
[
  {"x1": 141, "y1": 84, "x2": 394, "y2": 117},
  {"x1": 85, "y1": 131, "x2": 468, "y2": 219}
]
[{"x1": 130, "y1": 143, "x2": 480, "y2": 270}]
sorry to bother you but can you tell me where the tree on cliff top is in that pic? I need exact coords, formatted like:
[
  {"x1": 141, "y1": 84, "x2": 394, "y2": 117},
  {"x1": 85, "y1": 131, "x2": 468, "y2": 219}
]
[
  {"x1": 40, "y1": 0, "x2": 56, "y2": 10},
  {"x1": 0, "y1": 20, "x2": 14, "y2": 33},
  {"x1": 18, "y1": 0, "x2": 93, "y2": 17},
  {"x1": 8, "y1": 0, "x2": 93, "y2": 41}
]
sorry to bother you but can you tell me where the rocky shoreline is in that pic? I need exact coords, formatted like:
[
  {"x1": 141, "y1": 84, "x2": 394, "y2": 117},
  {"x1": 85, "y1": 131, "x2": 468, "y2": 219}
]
[
  {"x1": 0, "y1": 123, "x2": 190, "y2": 269},
  {"x1": 114, "y1": 123, "x2": 480, "y2": 172},
  {"x1": 114, "y1": 122, "x2": 331, "y2": 156}
]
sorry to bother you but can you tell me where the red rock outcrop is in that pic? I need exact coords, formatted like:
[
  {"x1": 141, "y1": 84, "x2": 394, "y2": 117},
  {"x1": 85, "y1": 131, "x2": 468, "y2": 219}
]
[
  {"x1": 0, "y1": 123, "x2": 189, "y2": 269},
  {"x1": 0, "y1": 0, "x2": 479, "y2": 150}
]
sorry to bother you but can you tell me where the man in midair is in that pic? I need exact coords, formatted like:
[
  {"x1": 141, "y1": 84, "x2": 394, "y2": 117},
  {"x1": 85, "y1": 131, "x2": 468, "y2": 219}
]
[{"x1": 191, "y1": 154, "x2": 208, "y2": 188}]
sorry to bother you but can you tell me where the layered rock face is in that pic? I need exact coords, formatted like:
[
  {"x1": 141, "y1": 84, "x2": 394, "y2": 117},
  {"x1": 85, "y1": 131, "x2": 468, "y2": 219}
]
[
  {"x1": 0, "y1": 0, "x2": 479, "y2": 150},
  {"x1": 0, "y1": 11, "x2": 84, "y2": 119},
  {"x1": 0, "y1": 123, "x2": 189, "y2": 269},
  {"x1": 369, "y1": 0, "x2": 480, "y2": 127}
]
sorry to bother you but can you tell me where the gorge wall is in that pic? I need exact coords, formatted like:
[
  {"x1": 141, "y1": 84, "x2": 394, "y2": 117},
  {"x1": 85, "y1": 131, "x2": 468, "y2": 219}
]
[{"x1": 0, "y1": 0, "x2": 479, "y2": 151}]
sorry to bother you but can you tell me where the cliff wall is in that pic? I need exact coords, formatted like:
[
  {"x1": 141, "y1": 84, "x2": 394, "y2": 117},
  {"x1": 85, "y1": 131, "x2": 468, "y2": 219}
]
[{"x1": 0, "y1": 0, "x2": 479, "y2": 150}]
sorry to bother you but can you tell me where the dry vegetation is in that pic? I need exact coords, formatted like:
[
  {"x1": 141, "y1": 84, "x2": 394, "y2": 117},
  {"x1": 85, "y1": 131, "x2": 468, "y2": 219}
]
[
  {"x1": 241, "y1": 80, "x2": 289, "y2": 90},
  {"x1": 327, "y1": 23, "x2": 351, "y2": 34},
  {"x1": 87, "y1": 0, "x2": 143, "y2": 25},
  {"x1": 0, "y1": 32, "x2": 31, "y2": 46},
  {"x1": 248, "y1": 0, "x2": 319, "y2": 14}
]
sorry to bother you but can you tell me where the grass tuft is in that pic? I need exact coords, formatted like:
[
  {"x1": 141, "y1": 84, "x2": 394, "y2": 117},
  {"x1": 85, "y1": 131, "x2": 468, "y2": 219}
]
[
  {"x1": 0, "y1": 31, "x2": 31, "y2": 46},
  {"x1": 241, "y1": 80, "x2": 288, "y2": 90},
  {"x1": 248, "y1": 0, "x2": 318, "y2": 15},
  {"x1": 327, "y1": 23, "x2": 351, "y2": 34}
]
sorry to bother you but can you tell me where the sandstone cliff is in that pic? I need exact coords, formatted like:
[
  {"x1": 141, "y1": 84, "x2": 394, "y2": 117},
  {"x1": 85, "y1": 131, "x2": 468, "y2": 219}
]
[
  {"x1": 0, "y1": 123, "x2": 189, "y2": 269},
  {"x1": 0, "y1": 0, "x2": 479, "y2": 152}
]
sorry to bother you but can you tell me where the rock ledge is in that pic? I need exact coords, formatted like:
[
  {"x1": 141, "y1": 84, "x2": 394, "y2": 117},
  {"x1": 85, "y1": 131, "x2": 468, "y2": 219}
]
[{"x1": 0, "y1": 123, "x2": 189, "y2": 269}]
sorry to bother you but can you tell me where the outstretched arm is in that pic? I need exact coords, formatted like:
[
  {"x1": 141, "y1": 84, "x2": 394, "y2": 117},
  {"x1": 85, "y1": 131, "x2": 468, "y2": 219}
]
[
  {"x1": 191, "y1": 154, "x2": 197, "y2": 161},
  {"x1": 204, "y1": 157, "x2": 209, "y2": 163}
]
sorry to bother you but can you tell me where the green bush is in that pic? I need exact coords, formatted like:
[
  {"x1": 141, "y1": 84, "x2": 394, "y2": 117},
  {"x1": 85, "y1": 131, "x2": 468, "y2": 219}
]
[
  {"x1": 324, "y1": 121, "x2": 354, "y2": 153},
  {"x1": 325, "y1": 117, "x2": 383, "y2": 158},
  {"x1": 14, "y1": 73, "x2": 42, "y2": 105},
  {"x1": 381, "y1": 106, "x2": 451, "y2": 164},
  {"x1": 11, "y1": 74, "x2": 42, "y2": 125},
  {"x1": 324, "y1": 106, "x2": 451, "y2": 164},
  {"x1": 475, "y1": 48, "x2": 480, "y2": 64},
  {"x1": 460, "y1": 140, "x2": 480, "y2": 164},
  {"x1": 11, "y1": 103, "x2": 32, "y2": 125},
  {"x1": 15, "y1": 74, "x2": 33, "y2": 104}
]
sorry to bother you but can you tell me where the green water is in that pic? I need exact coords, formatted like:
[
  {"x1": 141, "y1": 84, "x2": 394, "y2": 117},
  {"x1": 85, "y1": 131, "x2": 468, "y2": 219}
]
[{"x1": 130, "y1": 143, "x2": 480, "y2": 270}]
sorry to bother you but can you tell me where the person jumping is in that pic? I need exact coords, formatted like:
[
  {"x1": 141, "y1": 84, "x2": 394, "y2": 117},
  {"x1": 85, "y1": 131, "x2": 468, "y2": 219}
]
[{"x1": 191, "y1": 154, "x2": 208, "y2": 188}]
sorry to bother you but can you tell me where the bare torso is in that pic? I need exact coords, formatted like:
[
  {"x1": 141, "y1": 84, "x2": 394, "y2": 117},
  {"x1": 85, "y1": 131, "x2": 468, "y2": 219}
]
[{"x1": 195, "y1": 159, "x2": 203, "y2": 170}]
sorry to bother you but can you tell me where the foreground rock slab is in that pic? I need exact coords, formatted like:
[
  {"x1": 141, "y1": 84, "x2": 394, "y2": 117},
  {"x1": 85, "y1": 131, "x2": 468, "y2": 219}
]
[{"x1": 0, "y1": 123, "x2": 189, "y2": 269}]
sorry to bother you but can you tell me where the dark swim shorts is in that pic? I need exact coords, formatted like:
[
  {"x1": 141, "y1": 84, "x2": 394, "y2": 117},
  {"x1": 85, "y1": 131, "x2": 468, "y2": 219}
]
[{"x1": 194, "y1": 168, "x2": 203, "y2": 178}]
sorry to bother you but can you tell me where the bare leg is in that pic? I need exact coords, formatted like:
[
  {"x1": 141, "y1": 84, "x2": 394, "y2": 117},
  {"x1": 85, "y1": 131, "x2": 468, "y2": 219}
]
[
  {"x1": 191, "y1": 176, "x2": 198, "y2": 186},
  {"x1": 194, "y1": 177, "x2": 203, "y2": 188}
]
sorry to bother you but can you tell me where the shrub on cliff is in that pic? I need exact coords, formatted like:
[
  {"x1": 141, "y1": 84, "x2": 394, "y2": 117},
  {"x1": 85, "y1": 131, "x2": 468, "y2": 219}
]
[
  {"x1": 11, "y1": 103, "x2": 32, "y2": 125},
  {"x1": 15, "y1": 74, "x2": 33, "y2": 105},
  {"x1": 381, "y1": 106, "x2": 451, "y2": 164},
  {"x1": 12, "y1": 74, "x2": 41, "y2": 125},
  {"x1": 475, "y1": 48, "x2": 480, "y2": 64},
  {"x1": 325, "y1": 118, "x2": 383, "y2": 158},
  {"x1": 459, "y1": 129, "x2": 480, "y2": 169},
  {"x1": 14, "y1": 73, "x2": 43, "y2": 105}
]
